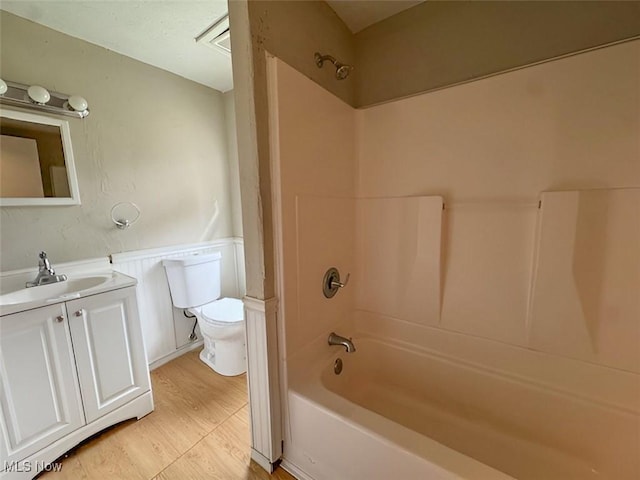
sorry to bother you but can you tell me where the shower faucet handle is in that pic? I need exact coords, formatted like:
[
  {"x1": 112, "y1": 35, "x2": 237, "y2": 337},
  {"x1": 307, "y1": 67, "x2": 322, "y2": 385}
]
[
  {"x1": 323, "y1": 267, "x2": 350, "y2": 298},
  {"x1": 331, "y1": 273, "x2": 350, "y2": 289}
]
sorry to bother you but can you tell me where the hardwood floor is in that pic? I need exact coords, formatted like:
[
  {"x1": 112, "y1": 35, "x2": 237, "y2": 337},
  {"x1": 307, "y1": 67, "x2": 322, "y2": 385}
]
[{"x1": 40, "y1": 350, "x2": 294, "y2": 480}]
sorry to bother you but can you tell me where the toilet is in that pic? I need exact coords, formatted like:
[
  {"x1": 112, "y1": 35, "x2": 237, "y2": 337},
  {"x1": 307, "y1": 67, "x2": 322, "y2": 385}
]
[{"x1": 162, "y1": 252, "x2": 246, "y2": 376}]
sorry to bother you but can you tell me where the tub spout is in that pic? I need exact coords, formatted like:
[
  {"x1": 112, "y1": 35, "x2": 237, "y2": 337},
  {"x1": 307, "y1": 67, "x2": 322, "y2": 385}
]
[{"x1": 328, "y1": 332, "x2": 356, "y2": 353}]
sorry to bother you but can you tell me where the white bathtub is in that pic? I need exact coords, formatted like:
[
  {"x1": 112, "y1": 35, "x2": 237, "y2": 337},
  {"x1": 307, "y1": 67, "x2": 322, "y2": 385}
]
[{"x1": 285, "y1": 337, "x2": 639, "y2": 480}]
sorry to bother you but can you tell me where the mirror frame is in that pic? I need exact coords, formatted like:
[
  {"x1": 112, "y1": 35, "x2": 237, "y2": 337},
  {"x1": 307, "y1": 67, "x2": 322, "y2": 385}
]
[{"x1": 0, "y1": 108, "x2": 81, "y2": 207}]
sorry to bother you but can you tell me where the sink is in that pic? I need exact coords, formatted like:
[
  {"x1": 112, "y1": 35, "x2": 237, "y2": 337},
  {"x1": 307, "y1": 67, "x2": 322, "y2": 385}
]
[{"x1": 0, "y1": 275, "x2": 112, "y2": 306}]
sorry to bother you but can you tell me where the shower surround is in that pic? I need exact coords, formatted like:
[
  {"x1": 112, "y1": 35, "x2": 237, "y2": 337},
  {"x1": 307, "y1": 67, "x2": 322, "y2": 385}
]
[{"x1": 268, "y1": 39, "x2": 640, "y2": 480}]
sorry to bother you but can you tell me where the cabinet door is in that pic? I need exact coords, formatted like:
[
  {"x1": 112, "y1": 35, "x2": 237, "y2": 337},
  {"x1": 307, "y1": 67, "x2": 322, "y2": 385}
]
[
  {"x1": 0, "y1": 304, "x2": 84, "y2": 464},
  {"x1": 67, "y1": 287, "x2": 150, "y2": 423}
]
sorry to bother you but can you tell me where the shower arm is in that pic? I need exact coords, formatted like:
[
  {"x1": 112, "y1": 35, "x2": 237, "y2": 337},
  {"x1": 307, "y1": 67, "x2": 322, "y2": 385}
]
[{"x1": 314, "y1": 53, "x2": 338, "y2": 69}]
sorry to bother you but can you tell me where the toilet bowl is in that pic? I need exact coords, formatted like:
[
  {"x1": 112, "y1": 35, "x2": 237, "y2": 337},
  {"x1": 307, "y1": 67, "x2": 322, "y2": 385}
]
[
  {"x1": 190, "y1": 297, "x2": 245, "y2": 376},
  {"x1": 162, "y1": 253, "x2": 246, "y2": 376}
]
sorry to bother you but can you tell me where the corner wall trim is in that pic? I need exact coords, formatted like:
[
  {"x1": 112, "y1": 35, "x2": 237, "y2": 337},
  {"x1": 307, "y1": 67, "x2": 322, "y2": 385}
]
[
  {"x1": 244, "y1": 296, "x2": 283, "y2": 469},
  {"x1": 251, "y1": 448, "x2": 275, "y2": 473}
]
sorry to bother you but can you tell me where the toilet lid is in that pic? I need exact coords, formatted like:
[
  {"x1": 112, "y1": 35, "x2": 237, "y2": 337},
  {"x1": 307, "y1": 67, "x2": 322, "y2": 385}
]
[{"x1": 199, "y1": 298, "x2": 244, "y2": 325}]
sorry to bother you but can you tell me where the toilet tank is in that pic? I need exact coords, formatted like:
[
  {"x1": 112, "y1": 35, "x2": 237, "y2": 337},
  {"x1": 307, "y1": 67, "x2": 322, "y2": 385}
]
[{"x1": 162, "y1": 252, "x2": 222, "y2": 308}]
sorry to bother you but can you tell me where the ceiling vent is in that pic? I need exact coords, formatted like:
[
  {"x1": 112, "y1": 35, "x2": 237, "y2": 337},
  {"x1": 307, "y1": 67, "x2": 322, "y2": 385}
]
[{"x1": 195, "y1": 14, "x2": 231, "y2": 56}]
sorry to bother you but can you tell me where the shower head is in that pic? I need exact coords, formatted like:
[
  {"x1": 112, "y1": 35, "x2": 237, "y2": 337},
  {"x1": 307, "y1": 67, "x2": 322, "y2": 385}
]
[
  {"x1": 314, "y1": 52, "x2": 353, "y2": 80},
  {"x1": 335, "y1": 63, "x2": 353, "y2": 80}
]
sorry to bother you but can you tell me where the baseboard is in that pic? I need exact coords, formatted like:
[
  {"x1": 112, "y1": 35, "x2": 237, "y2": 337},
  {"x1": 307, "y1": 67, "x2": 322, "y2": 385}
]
[
  {"x1": 280, "y1": 458, "x2": 314, "y2": 480},
  {"x1": 149, "y1": 340, "x2": 204, "y2": 371}
]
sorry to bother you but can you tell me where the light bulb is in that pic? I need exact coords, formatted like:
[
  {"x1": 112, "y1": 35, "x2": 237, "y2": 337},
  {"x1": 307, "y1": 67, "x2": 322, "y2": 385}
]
[
  {"x1": 0, "y1": 79, "x2": 7, "y2": 95},
  {"x1": 27, "y1": 85, "x2": 50, "y2": 104},
  {"x1": 68, "y1": 95, "x2": 88, "y2": 112}
]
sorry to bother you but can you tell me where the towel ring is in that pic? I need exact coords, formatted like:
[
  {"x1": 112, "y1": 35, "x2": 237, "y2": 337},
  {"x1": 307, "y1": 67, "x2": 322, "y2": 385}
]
[{"x1": 110, "y1": 202, "x2": 141, "y2": 230}]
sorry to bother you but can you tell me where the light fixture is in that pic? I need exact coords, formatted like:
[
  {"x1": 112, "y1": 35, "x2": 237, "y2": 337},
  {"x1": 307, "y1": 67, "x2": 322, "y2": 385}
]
[
  {"x1": 27, "y1": 85, "x2": 51, "y2": 104},
  {"x1": 66, "y1": 95, "x2": 89, "y2": 114},
  {"x1": 0, "y1": 80, "x2": 89, "y2": 118}
]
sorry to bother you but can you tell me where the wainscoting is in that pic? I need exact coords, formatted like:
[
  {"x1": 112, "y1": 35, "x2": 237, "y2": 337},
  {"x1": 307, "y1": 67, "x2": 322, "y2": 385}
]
[{"x1": 244, "y1": 296, "x2": 282, "y2": 471}]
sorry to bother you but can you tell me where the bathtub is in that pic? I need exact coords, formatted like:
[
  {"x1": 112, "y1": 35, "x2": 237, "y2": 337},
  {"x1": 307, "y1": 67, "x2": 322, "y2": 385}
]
[{"x1": 284, "y1": 337, "x2": 639, "y2": 480}]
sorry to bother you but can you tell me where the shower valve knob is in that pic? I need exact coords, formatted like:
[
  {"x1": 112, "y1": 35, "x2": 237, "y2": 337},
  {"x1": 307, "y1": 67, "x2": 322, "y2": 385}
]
[{"x1": 323, "y1": 267, "x2": 350, "y2": 298}]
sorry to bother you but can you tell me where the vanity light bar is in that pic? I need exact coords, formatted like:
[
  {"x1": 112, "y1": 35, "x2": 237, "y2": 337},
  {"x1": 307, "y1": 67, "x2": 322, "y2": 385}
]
[{"x1": 0, "y1": 79, "x2": 89, "y2": 119}]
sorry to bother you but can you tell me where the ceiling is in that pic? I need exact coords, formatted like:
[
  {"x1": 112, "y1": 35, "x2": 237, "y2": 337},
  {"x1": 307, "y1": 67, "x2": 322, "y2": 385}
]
[
  {"x1": 326, "y1": 0, "x2": 424, "y2": 33},
  {"x1": 1, "y1": 1, "x2": 424, "y2": 93},
  {"x1": 1, "y1": 1, "x2": 233, "y2": 92}
]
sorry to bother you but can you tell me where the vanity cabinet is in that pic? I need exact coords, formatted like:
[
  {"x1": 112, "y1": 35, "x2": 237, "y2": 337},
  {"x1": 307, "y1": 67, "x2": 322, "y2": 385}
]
[
  {"x1": 0, "y1": 304, "x2": 84, "y2": 464},
  {"x1": 0, "y1": 283, "x2": 152, "y2": 479},
  {"x1": 67, "y1": 288, "x2": 150, "y2": 423}
]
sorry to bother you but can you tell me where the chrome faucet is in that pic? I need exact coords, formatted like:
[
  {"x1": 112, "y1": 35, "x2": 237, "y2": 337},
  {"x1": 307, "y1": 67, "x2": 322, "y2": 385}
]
[
  {"x1": 26, "y1": 251, "x2": 67, "y2": 288},
  {"x1": 328, "y1": 332, "x2": 356, "y2": 353}
]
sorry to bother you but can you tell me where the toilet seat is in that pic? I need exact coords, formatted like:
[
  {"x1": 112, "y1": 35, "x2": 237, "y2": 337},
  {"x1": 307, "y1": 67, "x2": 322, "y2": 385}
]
[{"x1": 197, "y1": 297, "x2": 244, "y2": 326}]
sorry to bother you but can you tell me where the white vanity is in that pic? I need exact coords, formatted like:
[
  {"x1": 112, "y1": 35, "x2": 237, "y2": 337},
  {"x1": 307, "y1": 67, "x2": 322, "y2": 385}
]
[{"x1": 0, "y1": 264, "x2": 153, "y2": 479}]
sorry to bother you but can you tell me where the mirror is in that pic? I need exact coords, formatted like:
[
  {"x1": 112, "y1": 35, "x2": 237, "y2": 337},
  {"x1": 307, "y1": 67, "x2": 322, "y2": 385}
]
[{"x1": 0, "y1": 109, "x2": 81, "y2": 206}]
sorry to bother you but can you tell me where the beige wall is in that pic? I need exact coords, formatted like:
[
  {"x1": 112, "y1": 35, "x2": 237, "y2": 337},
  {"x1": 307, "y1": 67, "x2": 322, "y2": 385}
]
[
  {"x1": 228, "y1": 0, "x2": 265, "y2": 299},
  {"x1": 355, "y1": 1, "x2": 640, "y2": 106},
  {"x1": 269, "y1": 38, "x2": 640, "y2": 368},
  {"x1": 270, "y1": 58, "x2": 356, "y2": 359},
  {"x1": 224, "y1": 90, "x2": 243, "y2": 238},
  {"x1": 0, "y1": 12, "x2": 237, "y2": 271},
  {"x1": 357, "y1": 39, "x2": 640, "y2": 199},
  {"x1": 230, "y1": 0, "x2": 355, "y2": 299},
  {"x1": 234, "y1": 0, "x2": 640, "y2": 300},
  {"x1": 355, "y1": 39, "x2": 640, "y2": 368},
  {"x1": 248, "y1": 1, "x2": 355, "y2": 107}
]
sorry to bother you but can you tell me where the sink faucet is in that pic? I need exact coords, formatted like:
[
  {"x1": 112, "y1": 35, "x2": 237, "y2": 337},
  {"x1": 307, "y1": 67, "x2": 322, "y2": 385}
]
[
  {"x1": 328, "y1": 332, "x2": 356, "y2": 353},
  {"x1": 26, "y1": 252, "x2": 67, "y2": 288}
]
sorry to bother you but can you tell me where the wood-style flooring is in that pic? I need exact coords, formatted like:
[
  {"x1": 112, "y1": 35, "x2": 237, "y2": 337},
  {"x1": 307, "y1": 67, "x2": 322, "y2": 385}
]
[{"x1": 40, "y1": 350, "x2": 294, "y2": 480}]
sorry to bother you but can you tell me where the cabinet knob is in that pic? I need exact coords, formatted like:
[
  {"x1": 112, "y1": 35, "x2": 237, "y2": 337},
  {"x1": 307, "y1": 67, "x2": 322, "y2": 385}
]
[
  {"x1": 75, "y1": 309, "x2": 84, "y2": 317},
  {"x1": 55, "y1": 315, "x2": 64, "y2": 323}
]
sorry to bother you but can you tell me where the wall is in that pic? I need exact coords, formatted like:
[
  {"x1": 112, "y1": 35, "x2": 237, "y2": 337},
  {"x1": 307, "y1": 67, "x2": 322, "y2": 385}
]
[
  {"x1": 354, "y1": 1, "x2": 640, "y2": 106},
  {"x1": 270, "y1": 57, "x2": 356, "y2": 360},
  {"x1": 355, "y1": 39, "x2": 640, "y2": 369},
  {"x1": 229, "y1": 0, "x2": 355, "y2": 299},
  {"x1": 249, "y1": 1, "x2": 355, "y2": 107},
  {"x1": 224, "y1": 91, "x2": 243, "y2": 238},
  {"x1": 0, "y1": 12, "x2": 236, "y2": 271},
  {"x1": 357, "y1": 39, "x2": 639, "y2": 198}
]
